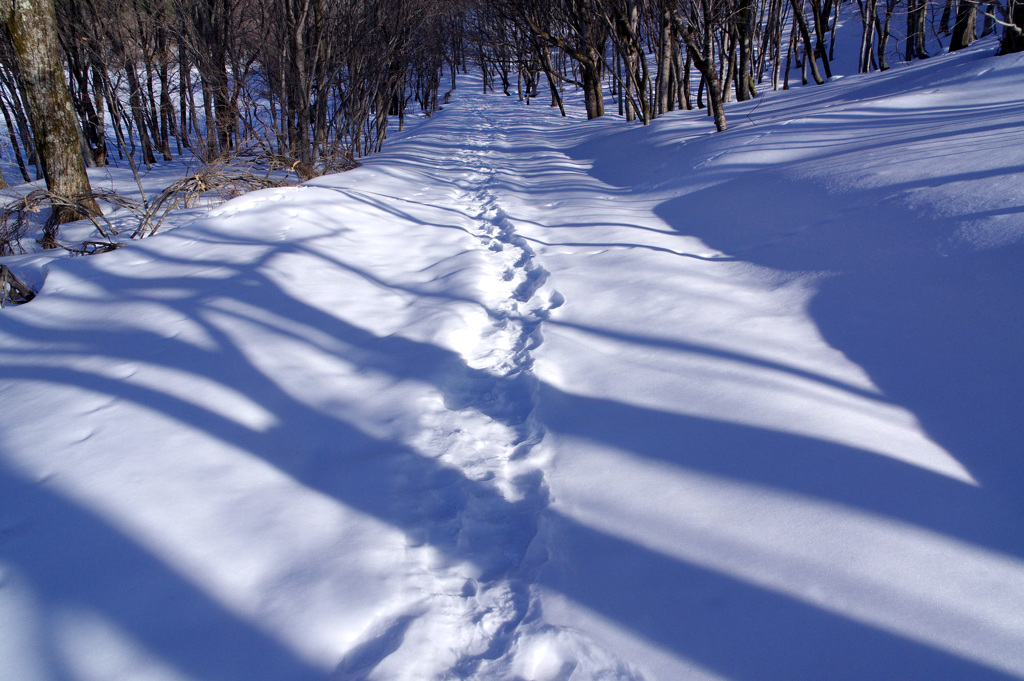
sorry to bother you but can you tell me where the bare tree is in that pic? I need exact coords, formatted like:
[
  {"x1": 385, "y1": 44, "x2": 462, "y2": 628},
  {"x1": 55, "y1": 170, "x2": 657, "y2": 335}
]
[
  {"x1": 905, "y1": 0, "x2": 930, "y2": 60},
  {"x1": 3, "y1": 0, "x2": 98, "y2": 244},
  {"x1": 672, "y1": 0, "x2": 728, "y2": 130}
]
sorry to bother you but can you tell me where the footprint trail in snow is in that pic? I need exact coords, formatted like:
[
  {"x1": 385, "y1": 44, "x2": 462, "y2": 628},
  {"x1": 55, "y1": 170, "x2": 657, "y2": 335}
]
[{"x1": 370, "y1": 105, "x2": 568, "y2": 680}]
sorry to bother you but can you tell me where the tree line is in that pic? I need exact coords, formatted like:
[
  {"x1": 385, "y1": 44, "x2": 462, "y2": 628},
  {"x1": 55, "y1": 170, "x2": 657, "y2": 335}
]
[
  {"x1": 0, "y1": 0, "x2": 1021, "y2": 244},
  {"x1": 3, "y1": 0, "x2": 461, "y2": 182},
  {"x1": 470, "y1": 0, "x2": 1022, "y2": 132}
]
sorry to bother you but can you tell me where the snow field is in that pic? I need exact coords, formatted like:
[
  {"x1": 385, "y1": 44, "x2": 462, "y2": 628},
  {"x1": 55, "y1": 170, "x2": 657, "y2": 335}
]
[{"x1": 1, "y1": 39, "x2": 1023, "y2": 681}]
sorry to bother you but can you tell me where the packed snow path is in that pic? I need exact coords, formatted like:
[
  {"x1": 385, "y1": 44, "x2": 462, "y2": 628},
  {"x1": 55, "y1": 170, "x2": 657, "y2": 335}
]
[{"x1": 3, "y1": 47, "x2": 1024, "y2": 681}]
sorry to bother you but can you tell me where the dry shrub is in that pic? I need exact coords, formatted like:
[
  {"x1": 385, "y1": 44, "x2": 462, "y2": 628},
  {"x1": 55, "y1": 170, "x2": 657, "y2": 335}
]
[
  {"x1": 0, "y1": 149, "x2": 359, "y2": 257},
  {"x1": 134, "y1": 157, "x2": 296, "y2": 238},
  {"x1": 0, "y1": 188, "x2": 129, "y2": 255}
]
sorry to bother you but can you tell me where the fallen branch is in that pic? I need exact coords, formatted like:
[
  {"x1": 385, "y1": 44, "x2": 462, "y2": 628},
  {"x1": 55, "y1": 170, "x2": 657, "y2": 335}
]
[{"x1": 0, "y1": 264, "x2": 34, "y2": 306}]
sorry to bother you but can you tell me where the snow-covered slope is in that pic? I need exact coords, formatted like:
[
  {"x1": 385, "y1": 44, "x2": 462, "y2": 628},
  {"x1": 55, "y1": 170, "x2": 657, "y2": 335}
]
[{"x1": 1, "y1": 41, "x2": 1022, "y2": 681}]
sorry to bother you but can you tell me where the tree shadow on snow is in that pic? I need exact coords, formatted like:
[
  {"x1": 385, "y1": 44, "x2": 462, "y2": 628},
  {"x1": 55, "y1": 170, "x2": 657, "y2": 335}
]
[
  {"x1": 5, "y1": 83, "x2": 1024, "y2": 679},
  {"x1": 1, "y1": 204, "x2": 1020, "y2": 681},
  {"x1": 647, "y1": 161, "x2": 1024, "y2": 523},
  {"x1": 0, "y1": 462, "x2": 333, "y2": 681}
]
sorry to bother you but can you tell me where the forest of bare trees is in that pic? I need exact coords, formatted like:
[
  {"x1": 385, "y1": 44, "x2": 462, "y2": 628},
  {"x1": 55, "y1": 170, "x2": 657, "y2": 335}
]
[{"x1": 0, "y1": 0, "x2": 1021, "y2": 246}]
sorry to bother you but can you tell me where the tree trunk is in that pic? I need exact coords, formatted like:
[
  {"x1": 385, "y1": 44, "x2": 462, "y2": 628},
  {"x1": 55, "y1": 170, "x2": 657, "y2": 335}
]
[
  {"x1": 876, "y1": 0, "x2": 896, "y2": 69},
  {"x1": 906, "y1": 0, "x2": 930, "y2": 59},
  {"x1": 681, "y1": 49, "x2": 692, "y2": 109},
  {"x1": 721, "y1": 30, "x2": 737, "y2": 103},
  {"x1": 656, "y1": 7, "x2": 673, "y2": 114},
  {"x1": 808, "y1": 0, "x2": 834, "y2": 78},
  {"x1": 4, "y1": 0, "x2": 98, "y2": 239},
  {"x1": 999, "y1": 0, "x2": 1024, "y2": 53},
  {"x1": 155, "y1": 27, "x2": 174, "y2": 159},
  {"x1": 64, "y1": 49, "x2": 106, "y2": 167},
  {"x1": 178, "y1": 22, "x2": 192, "y2": 149},
  {"x1": 124, "y1": 63, "x2": 157, "y2": 167},
  {"x1": 981, "y1": 2, "x2": 996, "y2": 36},
  {"x1": 535, "y1": 44, "x2": 565, "y2": 115},
  {"x1": 939, "y1": 0, "x2": 955, "y2": 34},
  {"x1": 673, "y1": 7, "x2": 727, "y2": 131},
  {"x1": 736, "y1": 0, "x2": 755, "y2": 101},
  {"x1": 914, "y1": 0, "x2": 930, "y2": 57},
  {"x1": 858, "y1": 0, "x2": 878, "y2": 72},
  {"x1": 581, "y1": 60, "x2": 604, "y2": 119},
  {"x1": 790, "y1": 0, "x2": 826, "y2": 83},
  {"x1": 949, "y1": 0, "x2": 977, "y2": 51}
]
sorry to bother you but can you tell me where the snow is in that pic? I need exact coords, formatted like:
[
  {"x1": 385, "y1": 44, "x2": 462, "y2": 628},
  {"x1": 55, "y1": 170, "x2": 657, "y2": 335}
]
[{"x1": 2, "y1": 39, "x2": 1024, "y2": 681}]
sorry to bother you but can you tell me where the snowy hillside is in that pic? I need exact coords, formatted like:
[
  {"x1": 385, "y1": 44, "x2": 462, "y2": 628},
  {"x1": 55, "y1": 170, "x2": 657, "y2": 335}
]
[{"x1": 1, "y1": 39, "x2": 1023, "y2": 681}]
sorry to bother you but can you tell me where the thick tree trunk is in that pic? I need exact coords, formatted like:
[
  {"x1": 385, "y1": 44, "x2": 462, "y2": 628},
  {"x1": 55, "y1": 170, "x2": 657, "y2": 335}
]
[
  {"x1": 998, "y1": 0, "x2": 1024, "y2": 53},
  {"x1": 735, "y1": 0, "x2": 755, "y2": 101},
  {"x1": 949, "y1": 0, "x2": 977, "y2": 51},
  {"x1": 4, "y1": 0, "x2": 98, "y2": 238},
  {"x1": 581, "y1": 60, "x2": 604, "y2": 119}
]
